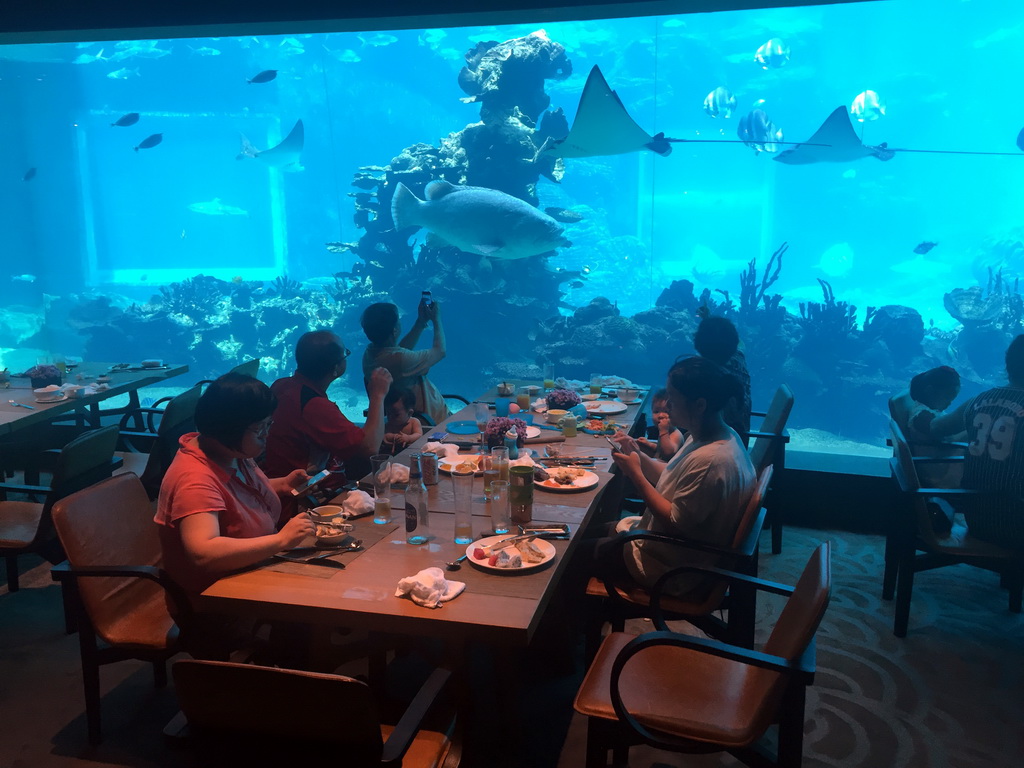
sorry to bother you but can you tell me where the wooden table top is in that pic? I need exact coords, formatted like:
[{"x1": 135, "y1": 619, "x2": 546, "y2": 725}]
[
  {"x1": 0, "y1": 362, "x2": 189, "y2": 436},
  {"x1": 197, "y1": 384, "x2": 652, "y2": 647}
]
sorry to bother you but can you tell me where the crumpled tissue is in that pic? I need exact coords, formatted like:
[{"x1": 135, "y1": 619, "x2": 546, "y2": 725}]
[
  {"x1": 423, "y1": 441, "x2": 461, "y2": 459},
  {"x1": 395, "y1": 567, "x2": 466, "y2": 609},
  {"x1": 342, "y1": 490, "x2": 374, "y2": 518},
  {"x1": 379, "y1": 463, "x2": 410, "y2": 484},
  {"x1": 509, "y1": 453, "x2": 536, "y2": 468}
]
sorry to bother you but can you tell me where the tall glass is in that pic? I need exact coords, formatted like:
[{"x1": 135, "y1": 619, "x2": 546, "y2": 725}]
[
  {"x1": 517, "y1": 387, "x2": 531, "y2": 412},
  {"x1": 589, "y1": 372, "x2": 602, "y2": 395},
  {"x1": 451, "y1": 470, "x2": 475, "y2": 544},
  {"x1": 491, "y1": 447, "x2": 509, "y2": 483},
  {"x1": 489, "y1": 480, "x2": 511, "y2": 534},
  {"x1": 543, "y1": 363, "x2": 555, "y2": 390},
  {"x1": 474, "y1": 401, "x2": 490, "y2": 433},
  {"x1": 509, "y1": 465, "x2": 534, "y2": 525},
  {"x1": 371, "y1": 454, "x2": 392, "y2": 524}
]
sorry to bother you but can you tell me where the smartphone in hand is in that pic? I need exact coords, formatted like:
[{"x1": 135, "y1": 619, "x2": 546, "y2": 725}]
[
  {"x1": 290, "y1": 469, "x2": 332, "y2": 496},
  {"x1": 421, "y1": 290, "x2": 433, "y2": 307},
  {"x1": 604, "y1": 436, "x2": 623, "y2": 453}
]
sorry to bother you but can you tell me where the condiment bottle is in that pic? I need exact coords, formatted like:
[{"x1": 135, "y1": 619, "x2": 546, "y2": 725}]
[
  {"x1": 560, "y1": 414, "x2": 577, "y2": 438},
  {"x1": 504, "y1": 428, "x2": 519, "y2": 460}
]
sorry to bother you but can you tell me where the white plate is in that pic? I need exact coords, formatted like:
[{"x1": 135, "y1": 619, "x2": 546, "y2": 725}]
[
  {"x1": 439, "y1": 455, "x2": 485, "y2": 475},
  {"x1": 525, "y1": 425, "x2": 541, "y2": 439},
  {"x1": 535, "y1": 469, "x2": 599, "y2": 493},
  {"x1": 34, "y1": 393, "x2": 68, "y2": 404},
  {"x1": 465, "y1": 535, "x2": 557, "y2": 572},
  {"x1": 584, "y1": 401, "x2": 627, "y2": 415}
]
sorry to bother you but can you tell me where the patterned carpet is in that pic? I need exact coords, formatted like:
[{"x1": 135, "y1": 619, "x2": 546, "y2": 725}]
[{"x1": 558, "y1": 528, "x2": 1024, "y2": 768}]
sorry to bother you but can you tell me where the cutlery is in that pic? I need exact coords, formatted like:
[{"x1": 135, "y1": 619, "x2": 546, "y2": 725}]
[
  {"x1": 8, "y1": 400, "x2": 34, "y2": 409},
  {"x1": 274, "y1": 554, "x2": 346, "y2": 569},
  {"x1": 445, "y1": 554, "x2": 469, "y2": 571}
]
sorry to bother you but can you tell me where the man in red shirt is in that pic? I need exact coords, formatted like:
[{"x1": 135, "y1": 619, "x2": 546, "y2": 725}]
[{"x1": 263, "y1": 330, "x2": 392, "y2": 487}]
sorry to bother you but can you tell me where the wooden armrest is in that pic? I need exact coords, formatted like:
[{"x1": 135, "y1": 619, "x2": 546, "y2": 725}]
[
  {"x1": 0, "y1": 482, "x2": 51, "y2": 495},
  {"x1": 51, "y1": 562, "x2": 190, "y2": 619},
  {"x1": 911, "y1": 455, "x2": 965, "y2": 464},
  {"x1": 603, "y1": 529, "x2": 752, "y2": 561},
  {"x1": 118, "y1": 406, "x2": 166, "y2": 432},
  {"x1": 742, "y1": 429, "x2": 791, "y2": 443},
  {"x1": 380, "y1": 667, "x2": 452, "y2": 765},
  {"x1": 750, "y1": 410, "x2": 767, "y2": 418},
  {"x1": 649, "y1": 563, "x2": 792, "y2": 629}
]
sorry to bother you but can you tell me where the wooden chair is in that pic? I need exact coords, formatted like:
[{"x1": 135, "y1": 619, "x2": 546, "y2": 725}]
[
  {"x1": 164, "y1": 660, "x2": 461, "y2": 767},
  {"x1": 747, "y1": 384, "x2": 793, "y2": 554},
  {"x1": 585, "y1": 466, "x2": 773, "y2": 660},
  {"x1": 575, "y1": 542, "x2": 831, "y2": 768},
  {"x1": 0, "y1": 424, "x2": 121, "y2": 591},
  {"x1": 49, "y1": 472, "x2": 184, "y2": 744},
  {"x1": 116, "y1": 383, "x2": 203, "y2": 499},
  {"x1": 885, "y1": 419, "x2": 1023, "y2": 637}
]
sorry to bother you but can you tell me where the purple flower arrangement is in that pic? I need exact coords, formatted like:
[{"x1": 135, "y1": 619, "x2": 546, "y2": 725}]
[
  {"x1": 545, "y1": 388, "x2": 581, "y2": 410},
  {"x1": 26, "y1": 364, "x2": 62, "y2": 388},
  {"x1": 484, "y1": 416, "x2": 528, "y2": 448}
]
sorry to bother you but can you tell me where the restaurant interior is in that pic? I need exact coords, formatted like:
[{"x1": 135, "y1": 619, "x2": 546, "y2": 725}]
[{"x1": 2, "y1": 2, "x2": 1023, "y2": 768}]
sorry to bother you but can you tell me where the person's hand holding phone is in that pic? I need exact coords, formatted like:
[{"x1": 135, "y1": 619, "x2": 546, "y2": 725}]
[{"x1": 611, "y1": 431, "x2": 639, "y2": 455}]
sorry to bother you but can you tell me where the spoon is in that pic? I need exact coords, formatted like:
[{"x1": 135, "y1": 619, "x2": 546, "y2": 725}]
[
  {"x1": 8, "y1": 400, "x2": 34, "y2": 410},
  {"x1": 445, "y1": 554, "x2": 469, "y2": 571}
]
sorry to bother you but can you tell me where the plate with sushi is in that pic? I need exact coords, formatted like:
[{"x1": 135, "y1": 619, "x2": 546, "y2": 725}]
[{"x1": 466, "y1": 535, "x2": 557, "y2": 572}]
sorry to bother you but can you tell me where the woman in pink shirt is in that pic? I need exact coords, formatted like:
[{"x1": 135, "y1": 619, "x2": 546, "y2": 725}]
[{"x1": 155, "y1": 373, "x2": 315, "y2": 658}]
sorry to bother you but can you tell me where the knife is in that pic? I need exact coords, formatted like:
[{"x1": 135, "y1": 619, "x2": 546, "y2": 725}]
[
  {"x1": 274, "y1": 553, "x2": 347, "y2": 568},
  {"x1": 482, "y1": 532, "x2": 540, "y2": 554}
]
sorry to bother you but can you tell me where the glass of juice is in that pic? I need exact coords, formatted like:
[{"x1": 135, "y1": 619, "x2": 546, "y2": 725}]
[
  {"x1": 482, "y1": 468, "x2": 499, "y2": 500},
  {"x1": 451, "y1": 470, "x2": 475, "y2": 544},
  {"x1": 517, "y1": 387, "x2": 531, "y2": 412},
  {"x1": 491, "y1": 447, "x2": 509, "y2": 483},
  {"x1": 589, "y1": 373, "x2": 602, "y2": 395},
  {"x1": 543, "y1": 363, "x2": 555, "y2": 390},
  {"x1": 474, "y1": 401, "x2": 490, "y2": 433}
]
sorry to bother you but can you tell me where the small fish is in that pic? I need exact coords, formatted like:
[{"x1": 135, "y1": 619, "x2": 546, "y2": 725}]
[
  {"x1": 703, "y1": 87, "x2": 736, "y2": 118},
  {"x1": 189, "y1": 46, "x2": 221, "y2": 56},
  {"x1": 134, "y1": 133, "x2": 163, "y2": 152},
  {"x1": 247, "y1": 69, "x2": 277, "y2": 84},
  {"x1": 913, "y1": 241, "x2": 938, "y2": 255},
  {"x1": 111, "y1": 112, "x2": 140, "y2": 127},
  {"x1": 107, "y1": 66, "x2": 140, "y2": 80},
  {"x1": 187, "y1": 197, "x2": 249, "y2": 216},
  {"x1": 72, "y1": 48, "x2": 106, "y2": 65},
  {"x1": 851, "y1": 90, "x2": 885, "y2": 122},
  {"x1": 11, "y1": 274, "x2": 37, "y2": 283},
  {"x1": 754, "y1": 38, "x2": 790, "y2": 69},
  {"x1": 544, "y1": 207, "x2": 584, "y2": 223},
  {"x1": 737, "y1": 109, "x2": 783, "y2": 153},
  {"x1": 180, "y1": 230, "x2": 187, "y2": 239},
  {"x1": 22, "y1": 167, "x2": 36, "y2": 182},
  {"x1": 358, "y1": 33, "x2": 399, "y2": 47}
]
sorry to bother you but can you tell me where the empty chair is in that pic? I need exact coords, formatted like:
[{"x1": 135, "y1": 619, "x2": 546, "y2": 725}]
[
  {"x1": 575, "y1": 542, "x2": 831, "y2": 768},
  {"x1": 747, "y1": 384, "x2": 793, "y2": 554},
  {"x1": 585, "y1": 466, "x2": 772, "y2": 659},
  {"x1": 165, "y1": 660, "x2": 460, "y2": 767},
  {"x1": 885, "y1": 419, "x2": 1023, "y2": 637},
  {"x1": 0, "y1": 425, "x2": 120, "y2": 591},
  {"x1": 50, "y1": 472, "x2": 184, "y2": 744}
]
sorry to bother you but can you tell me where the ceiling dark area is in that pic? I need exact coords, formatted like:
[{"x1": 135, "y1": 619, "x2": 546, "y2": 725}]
[{"x1": 1, "y1": 0, "x2": 878, "y2": 44}]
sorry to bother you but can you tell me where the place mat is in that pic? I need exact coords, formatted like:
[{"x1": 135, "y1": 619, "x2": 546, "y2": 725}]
[
  {"x1": 455, "y1": 538, "x2": 574, "y2": 598},
  {"x1": 262, "y1": 522, "x2": 400, "y2": 578}
]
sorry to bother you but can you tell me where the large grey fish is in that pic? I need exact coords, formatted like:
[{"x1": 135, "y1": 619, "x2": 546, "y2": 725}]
[
  {"x1": 134, "y1": 133, "x2": 163, "y2": 152},
  {"x1": 737, "y1": 109, "x2": 783, "y2": 153},
  {"x1": 703, "y1": 87, "x2": 736, "y2": 118},
  {"x1": 187, "y1": 198, "x2": 249, "y2": 216},
  {"x1": 754, "y1": 38, "x2": 790, "y2": 69},
  {"x1": 391, "y1": 181, "x2": 571, "y2": 260}
]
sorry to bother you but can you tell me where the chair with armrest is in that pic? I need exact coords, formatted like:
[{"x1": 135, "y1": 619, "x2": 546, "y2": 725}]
[
  {"x1": 575, "y1": 541, "x2": 831, "y2": 768},
  {"x1": 49, "y1": 472, "x2": 184, "y2": 745},
  {"x1": 0, "y1": 424, "x2": 121, "y2": 591},
  {"x1": 585, "y1": 466, "x2": 772, "y2": 661},
  {"x1": 164, "y1": 659, "x2": 461, "y2": 767},
  {"x1": 885, "y1": 419, "x2": 1023, "y2": 637},
  {"x1": 196, "y1": 357, "x2": 261, "y2": 387},
  {"x1": 746, "y1": 384, "x2": 793, "y2": 555},
  {"x1": 116, "y1": 383, "x2": 203, "y2": 499}
]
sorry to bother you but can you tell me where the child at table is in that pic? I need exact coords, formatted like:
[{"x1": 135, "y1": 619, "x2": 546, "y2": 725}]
[
  {"x1": 636, "y1": 388, "x2": 682, "y2": 460},
  {"x1": 381, "y1": 388, "x2": 423, "y2": 454}
]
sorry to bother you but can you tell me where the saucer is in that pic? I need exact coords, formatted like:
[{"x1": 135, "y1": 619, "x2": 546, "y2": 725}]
[{"x1": 34, "y1": 393, "x2": 67, "y2": 404}]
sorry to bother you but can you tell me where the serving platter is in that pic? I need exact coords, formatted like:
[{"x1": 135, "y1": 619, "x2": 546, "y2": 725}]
[
  {"x1": 535, "y1": 469, "x2": 599, "y2": 492},
  {"x1": 466, "y1": 535, "x2": 556, "y2": 572}
]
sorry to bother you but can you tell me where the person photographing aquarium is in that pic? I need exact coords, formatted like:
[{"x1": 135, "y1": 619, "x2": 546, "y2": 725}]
[{"x1": 361, "y1": 296, "x2": 449, "y2": 425}]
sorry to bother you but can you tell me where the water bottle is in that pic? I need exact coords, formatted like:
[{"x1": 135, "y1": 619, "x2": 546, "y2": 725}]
[{"x1": 405, "y1": 454, "x2": 430, "y2": 545}]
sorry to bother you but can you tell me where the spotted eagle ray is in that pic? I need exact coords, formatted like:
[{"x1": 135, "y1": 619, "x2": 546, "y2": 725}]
[
  {"x1": 774, "y1": 106, "x2": 1023, "y2": 165},
  {"x1": 539, "y1": 66, "x2": 825, "y2": 159},
  {"x1": 237, "y1": 119, "x2": 304, "y2": 171}
]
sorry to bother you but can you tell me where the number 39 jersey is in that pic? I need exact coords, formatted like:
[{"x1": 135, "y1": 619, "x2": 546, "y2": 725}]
[{"x1": 963, "y1": 386, "x2": 1024, "y2": 501}]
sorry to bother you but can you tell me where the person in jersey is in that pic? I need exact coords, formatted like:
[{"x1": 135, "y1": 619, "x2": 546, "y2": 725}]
[{"x1": 264, "y1": 330, "x2": 392, "y2": 488}]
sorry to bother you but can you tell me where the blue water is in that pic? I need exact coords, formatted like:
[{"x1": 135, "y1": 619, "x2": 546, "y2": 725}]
[{"x1": 1, "y1": 0, "x2": 1021, "y2": 446}]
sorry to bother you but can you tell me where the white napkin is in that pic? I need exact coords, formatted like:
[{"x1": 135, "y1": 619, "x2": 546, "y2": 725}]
[
  {"x1": 395, "y1": 567, "x2": 466, "y2": 609},
  {"x1": 423, "y1": 441, "x2": 461, "y2": 459},
  {"x1": 379, "y1": 464, "x2": 410, "y2": 484},
  {"x1": 615, "y1": 515, "x2": 642, "y2": 534},
  {"x1": 509, "y1": 453, "x2": 536, "y2": 468},
  {"x1": 341, "y1": 490, "x2": 374, "y2": 518}
]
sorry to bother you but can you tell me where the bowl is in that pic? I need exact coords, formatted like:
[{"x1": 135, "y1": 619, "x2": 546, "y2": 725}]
[
  {"x1": 617, "y1": 387, "x2": 640, "y2": 403},
  {"x1": 309, "y1": 505, "x2": 344, "y2": 524},
  {"x1": 581, "y1": 393, "x2": 600, "y2": 401},
  {"x1": 141, "y1": 359, "x2": 163, "y2": 368},
  {"x1": 33, "y1": 385, "x2": 61, "y2": 401},
  {"x1": 546, "y1": 408, "x2": 568, "y2": 424}
]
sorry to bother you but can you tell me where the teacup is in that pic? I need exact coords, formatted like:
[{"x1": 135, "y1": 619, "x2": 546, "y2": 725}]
[
  {"x1": 309, "y1": 505, "x2": 344, "y2": 524},
  {"x1": 546, "y1": 408, "x2": 568, "y2": 424},
  {"x1": 617, "y1": 387, "x2": 640, "y2": 403},
  {"x1": 33, "y1": 385, "x2": 61, "y2": 401}
]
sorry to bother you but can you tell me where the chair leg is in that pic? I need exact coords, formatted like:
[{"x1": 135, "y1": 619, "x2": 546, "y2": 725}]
[
  {"x1": 78, "y1": 631, "x2": 103, "y2": 745},
  {"x1": 881, "y1": 533, "x2": 898, "y2": 601},
  {"x1": 770, "y1": 515, "x2": 783, "y2": 555},
  {"x1": 894, "y1": 554, "x2": 916, "y2": 638},
  {"x1": 5, "y1": 555, "x2": 18, "y2": 592},
  {"x1": 1007, "y1": 568, "x2": 1023, "y2": 614},
  {"x1": 585, "y1": 718, "x2": 609, "y2": 768},
  {"x1": 776, "y1": 682, "x2": 807, "y2": 768}
]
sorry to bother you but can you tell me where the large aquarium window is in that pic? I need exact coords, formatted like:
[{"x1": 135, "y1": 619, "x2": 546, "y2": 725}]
[{"x1": 2, "y1": 0, "x2": 1021, "y2": 453}]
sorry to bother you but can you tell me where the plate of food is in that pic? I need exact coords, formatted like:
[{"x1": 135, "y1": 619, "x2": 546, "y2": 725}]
[
  {"x1": 446, "y1": 420, "x2": 481, "y2": 435},
  {"x1": 535, "y1": 467, "x2": 599, "y2": 492},
  {"x1": 439, "y1": 455, "x2": 485, "y2": 475},
  {"x1": 584, "y1": 401, "x2": 628, "y2": 415},
  {"x1": 581, "y1": 419, "x2": 620, "y2": 435},
  {"x1": 466, "y1": 535, "x2": 556, "y2": 572},
  {"x1": 524, "y1": 425, "x2": 541, "y2": 439}
]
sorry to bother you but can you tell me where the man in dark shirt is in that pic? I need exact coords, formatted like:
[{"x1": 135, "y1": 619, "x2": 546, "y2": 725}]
[
  {"x1": 933, "y1": 334, "x2": 1024, "y2": 548},
  {"x1": 263, "y1": 330, "x2": 392, "y2": 487}
]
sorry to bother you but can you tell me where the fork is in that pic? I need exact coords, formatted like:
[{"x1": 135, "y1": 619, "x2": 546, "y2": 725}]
[{"x1": 8, "y1": 400, "x2": 34, "y2": 410}]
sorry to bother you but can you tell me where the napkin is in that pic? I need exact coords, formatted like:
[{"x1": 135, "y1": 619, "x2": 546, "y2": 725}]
[
  {"x1": 424, "y1": 441, "x2": 461, "y2": 459},
  {"x1": 395, "y1": 567, "x2": 466, "y2": 609},
  {"x1": 379, "y1": 463, "x2": 410, "y2": 484},
  {"x1": 341, "y1": 490, "x2": 374, "y2": 518},
  {"x1": 615, "y1": 515, "x2": 642, "y2": 534},
  {"x1": 509, "y1": 453, "x2": 536, "y2": 468}
]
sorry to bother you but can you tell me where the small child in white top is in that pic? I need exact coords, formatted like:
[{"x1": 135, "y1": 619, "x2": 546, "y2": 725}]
[{"x1": 381, "y1": 388, "x2": 423, "y2": 453}]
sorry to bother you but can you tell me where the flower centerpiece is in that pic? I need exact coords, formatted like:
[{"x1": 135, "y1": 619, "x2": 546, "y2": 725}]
[
  {"x1": 484, "y1": 416, "x2": 528, "y2": 448},
  {"x1": 26, "y1": 364, "x2": 62, "y2": 389},
  {"x1": 545, "y1": 387, "x2": 581, "y2": 411}
]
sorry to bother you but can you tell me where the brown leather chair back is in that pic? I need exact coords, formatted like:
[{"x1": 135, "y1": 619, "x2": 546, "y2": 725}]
[
  {"x1": 51, "y1": 473, "x2": 167, "y2": 646},
  {"x1": 50, "y1": 425, "x2": 121, "y2": 499},
  {"x1": 748, "y1": 385, "x2": 793, "y2": 474},
  {"x1": 764, "y1": 541, "x2": 832, "y2": 661},
  {"x1": 729, "y1": 465, "x2": 773, "y2": 550},
  {"x1": 228, "y1": 359, "x2": 260, "y2": 378}
]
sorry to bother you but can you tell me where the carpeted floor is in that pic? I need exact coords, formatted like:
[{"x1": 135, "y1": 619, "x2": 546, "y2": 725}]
[{"x1": 2, "y1": 527, "x2": 1022, "y2": 767}]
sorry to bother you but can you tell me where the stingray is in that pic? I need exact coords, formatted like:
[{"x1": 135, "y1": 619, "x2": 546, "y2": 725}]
[
  {"x1": 774, "y1": 106, "x2": 1023, "y2": 165},
  {"x1": 237, "y1": 119, "x2": 304, "y2": 171},
  {"x1": 540, "y1": 66, "x2": 825, "y2": 160}
]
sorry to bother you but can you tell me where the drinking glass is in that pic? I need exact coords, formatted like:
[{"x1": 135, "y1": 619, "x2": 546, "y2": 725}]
[
  {"x1": 543, "y1": 364, "x2": 555, "y2": 390},
  {"x1": 474, "y1": 401, "x2": 490, "y2": 433},
  {"x1": 517, "y1": 387, "x2": 531, "y2": 412},
  {"x1": 509, "y1": 465, "x2": 534, "y2": 525},
  {"x1": 489, "y1": 480, "x2": 511, "y2": 534},
  {"x1": 491, "y1": 447, "x2": 509, "y2": 483},
  {"x1": 451, "y1": 470, "x2": 475, "y2": 544},
  {"x1": 589, "y1": 373, "x2": 602, "y2": 395},
  {"x1": 371, "y1": 454, "x2": 392, "y2": 524}
]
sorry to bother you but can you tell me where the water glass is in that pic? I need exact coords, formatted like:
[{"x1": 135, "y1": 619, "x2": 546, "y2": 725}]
[
  {"x1": 371, "y1": 454, "x2": 392, "y2": 524},
  {"x1": 489, "y1": 480, "x2": 511, "y2": 534},
  {"x1": 495, "y1": 396, "x2": 511, "y2": 417},
  {"x1": 491, "y1": 447, "x2": 509, "y2": 483},
  {"x1": 482, "y1": 469, "x2": 500, "y2": 500},
  {"x1": 509, "y1": 465, "x2": 534, "y2": 525},
  {"x1": 451, "y1": 470, "x2": 475, "y2": 544}
]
